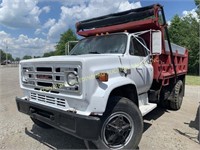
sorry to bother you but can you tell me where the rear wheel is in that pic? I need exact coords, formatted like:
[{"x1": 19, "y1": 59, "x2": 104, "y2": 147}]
[
  {"x1": 31, "y1": 117, "x2": 52, "y2": 129},
  {"x1": 169, "y1": 80, "x2": 184, "y2": 110},
  {"x1": 159, "y1": 80, "x2": 184, "y2": 110},
  {"x1": 94, "y1": 97, "x2": 143, "y2": 149}
]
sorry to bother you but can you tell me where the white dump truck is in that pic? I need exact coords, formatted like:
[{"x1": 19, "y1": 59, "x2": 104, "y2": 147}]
[{"x1": 16, "y1": 4, "x2": 188, "y2": 149}]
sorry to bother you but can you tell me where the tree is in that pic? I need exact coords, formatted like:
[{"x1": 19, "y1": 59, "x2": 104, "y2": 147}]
[
  {"x1": 43, "y1": 51, "x2": 55, "y2": 57},
  {"x1": 15, "y1": 57, "x2": 21, "y2": 61},
  {"x1": 55, "y1": 29, "x2": 78, "y2": 55},
  {"x1": 168, "y1": 13, "x2": 199, "y2": 75},
  {"x1": 0, "y1": 49, "x2": 14, "y2": 62},
  {"x1": 33, "y1": 56, "x2": 41, "y2": 58},
  {"x1": 7, "y1": 53, "x2": 14, "y2": 61},
  {"x1": 195, "y1": 0, "x2": 200, "y2": 19},
  {"x1": 42, "y1": 29, "x2": 78, "y2": 57},
  {"x1": 0, "y1": 49, "x2": 6, "y2": 62},
  {"x1": 23, "y1": 55, "x2": 32, "y2": 60},
  {"x1": 195, "y1": 0, "x2": 200, "y2": 5}
]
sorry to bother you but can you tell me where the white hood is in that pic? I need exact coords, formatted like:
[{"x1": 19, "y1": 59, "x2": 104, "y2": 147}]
[{"x1": 20, "y1": 54, "x2": 123, "y2": 64}]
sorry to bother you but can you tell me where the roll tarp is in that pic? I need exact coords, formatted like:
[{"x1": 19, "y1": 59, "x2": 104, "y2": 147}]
[{"x1": 76, "y1": 4, "x2": 159, "y2": 31}]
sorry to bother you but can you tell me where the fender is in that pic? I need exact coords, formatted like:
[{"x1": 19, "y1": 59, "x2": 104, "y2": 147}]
[{"x1": 86, "y1": 76, "x2": 138, "y2": 114}]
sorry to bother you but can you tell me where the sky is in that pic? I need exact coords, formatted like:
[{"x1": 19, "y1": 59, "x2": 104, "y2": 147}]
[{"x1": 0, "y1": 0, "x2": 197, "y2": 58}]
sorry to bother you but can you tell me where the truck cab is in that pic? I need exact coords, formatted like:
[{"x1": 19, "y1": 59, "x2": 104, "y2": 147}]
[{"x1": 16, "y1": 4, "x2": 188, "y2": 149}]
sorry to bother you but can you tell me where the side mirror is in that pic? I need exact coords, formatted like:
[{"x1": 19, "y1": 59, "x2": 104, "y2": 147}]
[
  {"x1": 152, "y1": 31, "x2": 162, "y2": 55},
  {"x1": 65, "y1": 41, "x2": 78, "y2": 55}
]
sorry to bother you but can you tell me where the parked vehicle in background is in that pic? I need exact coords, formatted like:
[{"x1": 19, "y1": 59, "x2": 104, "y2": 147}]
[
  {"x1": 16, "y1": 4, "x2": 188, "y2": 149},
  {"x1": 1, "y1": 60, "x2": 11, "y2": 65}
]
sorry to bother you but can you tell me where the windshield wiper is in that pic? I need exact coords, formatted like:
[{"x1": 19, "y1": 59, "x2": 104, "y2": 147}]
[{"x1": 89, "y1": 51, "x2": 100, "y2": 54}]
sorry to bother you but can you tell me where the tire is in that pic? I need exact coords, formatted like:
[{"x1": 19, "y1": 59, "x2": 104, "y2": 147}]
[
  {"x1": 169, "y1": 80, "x2": 184, "y2": 110},
  {"x1": 31, "y1": 117, "x2": 52, "y2": 129},
  {"x1": 93, "y1": 97, "x2": 143, "y2": 149},
  {"x1": 158, "y1": 88, "x2": 170, "y2": 108}
]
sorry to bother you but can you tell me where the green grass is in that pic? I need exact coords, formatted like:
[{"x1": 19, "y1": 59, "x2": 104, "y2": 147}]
[{"x1": 186, "y1": 75, "x2": 200, "y2": 86}]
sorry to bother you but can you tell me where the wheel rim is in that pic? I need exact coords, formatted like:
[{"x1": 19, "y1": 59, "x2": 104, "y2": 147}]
[{"x1": 101, "y1": 112, "x2": 134, "y2": 149}]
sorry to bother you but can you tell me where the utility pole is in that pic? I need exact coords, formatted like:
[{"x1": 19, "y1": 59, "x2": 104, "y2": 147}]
[
  {"x1": 0, "y1": 49, "x2": 1, "y2": 64},
  {"x1": 5, "y1": 42, "x2": 8, "y2": 65}
]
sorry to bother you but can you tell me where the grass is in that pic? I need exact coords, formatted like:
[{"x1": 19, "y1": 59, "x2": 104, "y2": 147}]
[{"x1": 186, "y1": 75, "x2": 200, "y2": 86}]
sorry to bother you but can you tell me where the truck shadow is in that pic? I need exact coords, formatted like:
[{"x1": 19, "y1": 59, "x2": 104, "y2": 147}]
[
  {"x1": 143, "y1": 107, "x2": 169, "y2": 132},
  {"x1": 174, "y1": 105, "x2": 199, "y2": 144},
  {"x1": 25, "y1": 107, "x2": 168, "y2": 149},
  {"x1": 25, "y1": 125, "x2": 87, "y2": 149}
]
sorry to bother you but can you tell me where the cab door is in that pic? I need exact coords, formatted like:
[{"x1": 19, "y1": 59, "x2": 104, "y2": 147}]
[{"x1": 128, "y1": 36, "x2": 153, "y2": 94}]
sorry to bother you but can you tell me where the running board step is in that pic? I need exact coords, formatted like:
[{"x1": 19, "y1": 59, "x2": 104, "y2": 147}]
[{"x1": 139, "y1": 103, "x2": 157, "y2": 116}]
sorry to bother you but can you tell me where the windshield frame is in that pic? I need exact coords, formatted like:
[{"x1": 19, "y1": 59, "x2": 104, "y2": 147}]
[{"x1": 69, "y1": 33, "x2": 128, "y2": 55}]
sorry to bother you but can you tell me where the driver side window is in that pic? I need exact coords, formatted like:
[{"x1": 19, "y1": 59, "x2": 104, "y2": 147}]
[{"x1": 129, "y1": 37, "x2": 147, "y2": 57}]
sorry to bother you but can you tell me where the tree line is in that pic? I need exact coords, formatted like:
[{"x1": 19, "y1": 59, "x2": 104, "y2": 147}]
[
  {"x1": 0, "y1": 50, "x2": 41, "y2": 62},
  {"x1": 0, "y1": 49, "x2": 15, "y2": 62},
  {"x1": 168, "y1": 0, "x2": 199, "y2": 75}
]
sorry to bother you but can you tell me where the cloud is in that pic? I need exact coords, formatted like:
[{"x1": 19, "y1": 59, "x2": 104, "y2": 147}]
[
  {"x1": 182, "y1": 8, "x2": 199, "y2": 21},
  {"x1": 39, "y1": 0, "x2": 89, "y2": 7},
  {"x1": 118, "y1": 1, "x2": 141, "y2": 12},
  {"x1": 35, "y1": 18, "x2": 56, "y2": 35},
  {"x1": 47, "y1": 0, "x2": 141, "y2": 42},
  {"x1": 0, "y1": 0, "x2": 141, "y2": 58},
  {"x1": 167, "y1": 21, "x2": 171, "y2": 26},
  {"x1": 0, "y1": 30, "x2": 55, "y2": 58},
  {"x1": 44, "y1": 18, "x2": 56, "y2": 29},
  {"x1": 0, "y1": 0, "x2": 50, "y2": 28},
  {"x1": 42, "y1": 6, "x2": 51, "y2": 13}
]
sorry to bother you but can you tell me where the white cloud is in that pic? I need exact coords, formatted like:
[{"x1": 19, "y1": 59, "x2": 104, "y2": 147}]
[
  {"x1": 167, "y1": 21, "x2": 171, "y2": 26},
  {"x1": 47, "y1": 0, "x2": 141, "y2": 42},
  {"x1": 0, "y1": 30, "x2": 55, "y2": 58},
  {"x1": 42, "y1": 6, "x2": 51, "y2": 13},
  {"x1": 39, "y1": 0, "x2": 89, "y2": 7},
  {"x1": 44, "y1": 18, "x2": 56, "y2": 29},
  {"x1": 118, "y1": 1, "x2": 141, "y2": 12},
  {"x1": 182, "y1": 8, "x2": 199, "y2": 21},
  {"x1": 0, "y1": 0, "x2": 50, "y2": 28},
  {"x1": 0, "y1": 0, "x2": 141, "y2": 57},
  {"x1": 35, "y1": 18, "x2": 56, "y2": 35}
]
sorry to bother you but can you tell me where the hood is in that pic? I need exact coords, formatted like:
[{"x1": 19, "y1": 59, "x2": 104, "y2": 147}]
[{"x1": 20, "y1": 54, "x2": 123, "y2": 64}]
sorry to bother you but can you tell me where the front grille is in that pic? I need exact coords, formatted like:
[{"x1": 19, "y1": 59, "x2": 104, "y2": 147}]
[
  {"x1": 36, "y1": 67, "x2": 52, "y2": 72},
  {"x1": 30, "y1": 93, "x2": 66, "y2": 108},
  {"x1": 21, "y1": 65, "x2": 81, "y2": 93}
]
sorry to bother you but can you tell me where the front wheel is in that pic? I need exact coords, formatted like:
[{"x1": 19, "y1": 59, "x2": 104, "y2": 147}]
[{"x1": 94, "y1": 97, "x2": 143, "y2": 149}]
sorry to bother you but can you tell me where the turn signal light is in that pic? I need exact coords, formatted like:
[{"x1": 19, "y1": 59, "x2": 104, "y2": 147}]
[{"x1": 96, "y1": 73, "x2": 108, "y2": 82}]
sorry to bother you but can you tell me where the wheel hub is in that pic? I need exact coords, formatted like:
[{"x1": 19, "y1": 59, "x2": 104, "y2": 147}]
[{"x1": 102, "y1": 112, "x2": 134, "y2": 149}]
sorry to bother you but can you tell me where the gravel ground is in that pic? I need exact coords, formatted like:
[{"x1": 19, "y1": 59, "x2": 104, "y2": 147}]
[{"x1": 0, "y1": 67, "x2": 199, "y2": 150}]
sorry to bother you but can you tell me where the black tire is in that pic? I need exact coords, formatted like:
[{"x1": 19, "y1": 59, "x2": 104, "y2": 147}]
[
  {"x1": 31, "y1": 117, "x2": 52, "y2": 129},
  {"x1": 158, "y1": 88, "x2": 170, "y2": 108},
  {"x1": 169, "y1": 80, "x2": 184, "y2": 110},
  {"x1": 93, "y1": 97, "x2": 143, "y2": 149}
]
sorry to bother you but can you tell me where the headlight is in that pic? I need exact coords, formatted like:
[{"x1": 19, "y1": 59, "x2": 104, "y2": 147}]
[
  {"x1": 22, "y1": 69, "x2": 29, "y2": 82},
  {"x1": 66, "y1": 72, "x2": 78, "y2": 86}
]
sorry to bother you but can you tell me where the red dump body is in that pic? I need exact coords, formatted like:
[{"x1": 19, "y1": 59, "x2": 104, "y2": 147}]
[{"x1": 76, "y1": 4, "x2": 188, "y2": 84}]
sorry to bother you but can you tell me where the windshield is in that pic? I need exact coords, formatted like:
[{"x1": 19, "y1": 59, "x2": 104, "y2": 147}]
[{"x1": 69, "y1": 34, "x2": 127, "y2": 55}]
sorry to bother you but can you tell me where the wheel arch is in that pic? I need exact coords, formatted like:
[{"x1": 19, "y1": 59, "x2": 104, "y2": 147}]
[
  {"x1": 104, "y1": 83, "x2": 139, "y2": 114},
  {"x1": 87, "y1": 78, "x2": 139, "y2": 114},
  {"x1": 109, "y1": 84, "x2": 138, "y2": 105}
]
